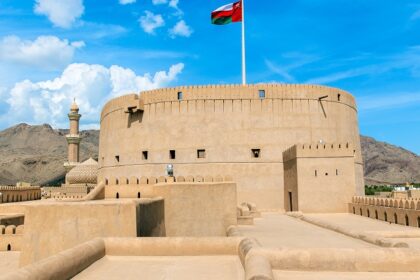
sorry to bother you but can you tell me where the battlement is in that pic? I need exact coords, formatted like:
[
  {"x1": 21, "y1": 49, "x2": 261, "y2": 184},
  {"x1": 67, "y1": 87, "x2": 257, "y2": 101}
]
[
  {"x1": 100, "y1": 84, "x2": 357, "y2": 121},
  {"x1": 283, "y1": 142, "x2": 355, "y2": 162},
  {"x1": 101, "y1": 94, "x2": 140, "y2": 120},
  {"x1": 141, "y1": 83, "x2": 354, "y2": 104},
  {"x1": 0, "y1": 186, "x2": 40, "y2": 191}
]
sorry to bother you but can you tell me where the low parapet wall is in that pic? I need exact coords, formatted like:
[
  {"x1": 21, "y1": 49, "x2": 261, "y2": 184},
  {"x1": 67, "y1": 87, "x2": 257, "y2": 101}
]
[
  {"x1": 0, "y1": 186, "x2": 41, "y2": 203},
  {"x1": 350, "y1": 196, "x2": 420, "y2": 227},
  {"x1": 19, "y1": 200, "x2": 138, "y2": 266},
  {"x1": 2, "y1": 237, "x2": 273, "y2": 280},
  {"x1": 0, "y1": 224, "x2": 23, "y2": 251}
]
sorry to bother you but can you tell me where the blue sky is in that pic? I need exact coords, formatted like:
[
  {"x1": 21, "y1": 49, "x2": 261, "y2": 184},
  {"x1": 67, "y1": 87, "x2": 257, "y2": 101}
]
[{"x1": 0, "y1": 0, "x2": 419, "y2": 154}]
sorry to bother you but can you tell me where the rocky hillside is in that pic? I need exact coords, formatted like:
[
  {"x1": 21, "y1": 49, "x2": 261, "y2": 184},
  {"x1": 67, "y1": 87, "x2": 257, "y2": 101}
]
[
  {"x1": 0, "y1": 123, "x2": 418, "y2": 186},
  {"x1": 361, "y1": 136, "x2": 420, "y2": 185},
  {"x1": 0, "y1": 124, "x2": 98, "y2": 186}
]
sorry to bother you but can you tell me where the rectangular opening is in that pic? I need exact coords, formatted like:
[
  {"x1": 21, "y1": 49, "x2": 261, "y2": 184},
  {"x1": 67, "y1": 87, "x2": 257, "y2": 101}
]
[
  {"x1": 169, "y1": 150, "x2": 176, "y2": 159},
  {"x1": 251, "y1": 149, "x2": 261, "y2": 158},
  {"x1": 177, "y1": 91, "x2": 183, "y2": 100},
  {"x1": 259, "y1": 90, "x2": 265, "y2": 99},
  {"x1": 315, "y1": 170, "x2": 317, "y2": 177},
  {"x1": 337, "y1": 93, "x2": 341, "y2": 101},
  {"x1": 288, "y1": 191, "x2": 293, "y2": 211},
  {"x1": 142, "y1": 151, "x2": 148, "y2": 160},
  {"x1": 197, "y1": 149, "x2": 206, "y2": 159},
  {"x1": 336, "y1": 169, "x2": 338, "y2": 176},
  {"x1": 115, "y1": 155, "x2": 120, "y2": 162}
]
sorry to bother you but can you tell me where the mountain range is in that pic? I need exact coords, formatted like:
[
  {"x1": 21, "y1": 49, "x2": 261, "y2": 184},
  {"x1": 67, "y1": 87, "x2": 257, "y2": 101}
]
[{"x1": 0, "y1": 123, "x2": 418, "y2": 186}]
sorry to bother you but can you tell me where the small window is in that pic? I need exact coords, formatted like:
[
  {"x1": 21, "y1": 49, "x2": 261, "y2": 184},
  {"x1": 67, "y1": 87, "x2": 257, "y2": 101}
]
[
  {"x1": 142, "y1": 151, "x2": 148, "y2": 160},
  {"x1": 336, "y1": 169, "x2": 338, "y2": 176},
  {"x1": 338, "y1": 94, "x2": 341, "y2": 101},
  {"x1": 169, "y1": 150, "x2": 176, "y2": 159},
  {"x1": 115, "y1": 155, "x2": 120, "y2": 162},
  {"x1": 197, "y1": 149, "x2": 206, "y2": 159},
  {"x1": 177, "y1": 91, "x2": 183, "y2": 100},
  {"x1": 259, "y1": 90, "x2": 265, "y2": 99},
  {"x1": 315, "y1": 170, "x2": 317, "y2": 177},
  {"x1": 325, "y1": 172, "x2": 329, "y2": 176},
  {"x1": 251, "y1": 149, "x2": 261, "y2": 158}
]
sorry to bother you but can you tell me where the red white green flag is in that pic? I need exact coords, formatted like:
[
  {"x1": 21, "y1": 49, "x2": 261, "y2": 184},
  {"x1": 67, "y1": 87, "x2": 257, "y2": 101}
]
[{"x1": 211, "y1": 1, "x2": 242, "y2": 25}]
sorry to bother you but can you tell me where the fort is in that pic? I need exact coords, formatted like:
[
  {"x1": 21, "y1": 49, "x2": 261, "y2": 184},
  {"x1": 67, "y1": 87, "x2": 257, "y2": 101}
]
[
  {"x1": 99, "y1": 84, "x2": 364, "y2": 211},
  {"x1": 0, "y1": 84, "x2": 420, "y2": 280}
]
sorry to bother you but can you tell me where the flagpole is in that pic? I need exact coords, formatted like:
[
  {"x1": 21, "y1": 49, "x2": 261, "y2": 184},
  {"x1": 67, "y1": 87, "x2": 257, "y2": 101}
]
[{"x1": 241, "y1": 0, "x2": 246, "y2": 85}]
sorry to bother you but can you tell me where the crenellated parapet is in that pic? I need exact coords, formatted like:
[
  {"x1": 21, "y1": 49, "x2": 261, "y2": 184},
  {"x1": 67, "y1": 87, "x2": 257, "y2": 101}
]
[
  {"x1": 0, "y1": 186, "x2": 40, "y2": 191},
  {"x1": 104, "y1": 174, "x2": 233, "y2": 186},
  {"x1": 0, "y1": 186, "x2": 41, "y2": 203},
  {"x1": 101, "y1": 94, "x2": 140, "y2": 121},
  {"x1": 141, "y1": 84, "x2": 355, "y2": 105},
  {"x1": 100, "y1": 84, "x2": 357, "y2": 122},
  {"x1": 350, "y1": 196, "x2": 420, "y2": 228},
  {"x1": 283, "y1": 142, "x2": 355, "y2": 162}
]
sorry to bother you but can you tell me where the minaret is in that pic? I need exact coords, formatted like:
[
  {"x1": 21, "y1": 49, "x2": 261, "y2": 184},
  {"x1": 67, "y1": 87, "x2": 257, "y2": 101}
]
[{"x1": 64, "y1": 99, "x2": 81, "y2": 171}]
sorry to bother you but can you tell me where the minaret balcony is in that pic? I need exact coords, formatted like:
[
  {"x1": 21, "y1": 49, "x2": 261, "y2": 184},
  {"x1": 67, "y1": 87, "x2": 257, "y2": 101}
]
[
  {"x1": 66, "y1": 134, "x2": 81, "y2": 144},
  {"x1": 68, "y1": 113, "x2": 81, "y2": 121}
]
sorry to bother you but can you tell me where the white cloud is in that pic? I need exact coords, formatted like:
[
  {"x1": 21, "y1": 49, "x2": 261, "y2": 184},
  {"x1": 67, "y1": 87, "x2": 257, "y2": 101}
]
[
  {"x1": 358, "y1": 92, "x2": 420, "y2": 111},
  {"x1": 119, "y1": 0, "x2": 136, "y2": 4},
  {"x1": 152, "y1": 0, "x2": 182, "y2": 15},
  {"x1": 3, "y1": 63, "x2": 184, "y2": 127},
  {"x1": 0, "y1": 35, "x2": 84, "y2": 70},
  {"x1": 34, "y1": 0, "x2": 84, "y2": 28},
  {"x1": 152, "y1": 0, "x2": 167, "y2": 4},
  {"x1": 139, "y1": 11, "x2": 165, "y2": 34},
  {"x1": 168, "y1": 0, "x2": 179, "y2": 9},
  {"x1": 305, "y1": 46, "x2": 420, "y2": 84},
  {"x1": 169, "y1": 20, "x2": 193, "y2": 38}
]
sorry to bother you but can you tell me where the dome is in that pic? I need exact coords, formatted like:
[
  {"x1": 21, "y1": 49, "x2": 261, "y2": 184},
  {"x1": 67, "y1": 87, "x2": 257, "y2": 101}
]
[
  {"x1": 70, "y1": 99, "x2": 79, "y2": 112},
  {"x1": 66, "y1": 158, "x2": 98, "y2": 185}
]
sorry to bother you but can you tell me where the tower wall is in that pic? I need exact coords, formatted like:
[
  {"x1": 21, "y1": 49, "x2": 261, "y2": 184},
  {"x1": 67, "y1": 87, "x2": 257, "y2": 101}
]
[
  {"x1": 98, "y1": 84, "x2": 364, "y2": 210},
  {"x1": 283, "y1": 143, "x2": 357, "y2": 213}
]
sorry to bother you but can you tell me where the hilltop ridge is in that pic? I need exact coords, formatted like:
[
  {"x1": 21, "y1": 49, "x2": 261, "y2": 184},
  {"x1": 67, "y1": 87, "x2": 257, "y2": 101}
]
[{"x1": 0, "y1": 123, "x2": 417, "y2": 186}]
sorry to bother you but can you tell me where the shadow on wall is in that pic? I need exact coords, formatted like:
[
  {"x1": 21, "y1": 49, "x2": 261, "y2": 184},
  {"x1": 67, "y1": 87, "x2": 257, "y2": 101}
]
[{"x1": 135, "y1": 199, "x2": 165, "y2": 237}]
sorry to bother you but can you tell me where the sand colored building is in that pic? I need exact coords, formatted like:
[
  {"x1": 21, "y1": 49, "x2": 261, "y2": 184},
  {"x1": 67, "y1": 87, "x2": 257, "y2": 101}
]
[
  {"x1": 98, "y1": 84, "x2": 363, "y2": 211},
  {"x1": 3, "y1": 84, "x2": 420, "y2": 280}
]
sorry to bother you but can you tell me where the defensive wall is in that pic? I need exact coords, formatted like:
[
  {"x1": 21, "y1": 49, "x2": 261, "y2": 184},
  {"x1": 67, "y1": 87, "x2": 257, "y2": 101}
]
[
  {"x1": 98, "y1": 84, "x2": 364, "y2": 210},
  {"x1": 350, "y1": 196, "x2": 420, "y2": 227},
  {"x1": 7, "y1": 236, "x2": 420, "y2": 279},
  {"x1": 0, "y1": 224, "x2": 23, "y2": 252},
  {"x1": 104, "y1": 178, "x2": 237, "y2": 236},
  {"x1": 0, "y1": 186, "x2": 41, "y2": 203},
  {"x1": 43, "y1": 186, "x2": 89, "y2": 200},
  {"x1": 15, "y1": 181, "x2": 236, "y2": 266}
]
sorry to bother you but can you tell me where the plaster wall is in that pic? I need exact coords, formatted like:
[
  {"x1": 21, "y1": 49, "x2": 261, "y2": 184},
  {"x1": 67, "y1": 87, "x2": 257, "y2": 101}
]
[
  {"x1": 152, "y1": 182, "x2": 237, "y2": 237},
  {"x1": 283, "y1": 144, "x2": 356, "y2": 213},
  {"x1": 19, "y1": 200, "x2": 137, "y2": 266},
  {"x1": 98, "y1": 84, "x2": 364, "y2": 211}
]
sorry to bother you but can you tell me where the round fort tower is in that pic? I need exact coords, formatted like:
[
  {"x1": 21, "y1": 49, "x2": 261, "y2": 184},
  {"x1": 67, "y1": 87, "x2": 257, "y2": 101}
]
[{"x1": 98, "y1": 84, "x2": 364, "y2": 210}]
